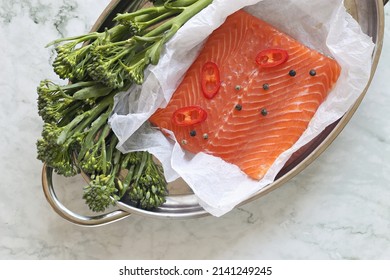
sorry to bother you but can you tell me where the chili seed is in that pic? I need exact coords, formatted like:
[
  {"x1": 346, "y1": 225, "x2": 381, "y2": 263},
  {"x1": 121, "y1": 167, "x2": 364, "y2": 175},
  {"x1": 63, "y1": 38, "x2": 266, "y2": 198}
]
[
  {"x1": 309, "y1": 69, "x2": 317, "y2": 76},
  {"x1": 203, "y1": 133, "x2": 209, "y2": 140},
  {"x1": 261, "y1": 108, "x2": 268, "y2": 116},
  {"x1": 289, "y1": 70, "x2": 296, "y2": 77},
  {"x1": 262, "y1": 83, "x2": 270, "y2": 90},
  {"x1": 189, "y1": 130, "x2": 197, "y2": 137},
  {"x1": 235, "y1": 104, "x2": 242, "y2": 111}
]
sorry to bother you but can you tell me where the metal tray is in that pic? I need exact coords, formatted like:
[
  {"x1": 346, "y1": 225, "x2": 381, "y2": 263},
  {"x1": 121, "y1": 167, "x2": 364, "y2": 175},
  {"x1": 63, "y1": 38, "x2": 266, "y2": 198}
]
[{"x1": 42, "y1": 0, "x2": 387, "y2": 226}]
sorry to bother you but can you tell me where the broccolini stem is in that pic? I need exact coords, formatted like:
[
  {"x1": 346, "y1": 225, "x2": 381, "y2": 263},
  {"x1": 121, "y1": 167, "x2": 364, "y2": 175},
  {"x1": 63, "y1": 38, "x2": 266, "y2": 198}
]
[
  {"x1": 77, "y1": 110, "x2": 112, "y2": 162},
  {"x1": 47, "y1": 32, "x2": 100, "y2": 47},
  {"x1": 115, "y1": 5, "x2": 171, "y2": 22},
  {"x1": 72, "y1": 83, "x2": 113, "y2": 100},
  {"x1": 58, "y1": 92, "x2": 114, "y2": 146},
  {"x1": 135, "y1": 152, "x2": 149, "y2": 183},
  {"x1": 47, "y1": 23, "x2": 130, "y2": 47},
  {"x1": 99, "y1": 125, "x2": 110, "y2": 174},
  {"x1": 106, "y1": 134, "x2": 118, "y2": 163},
  {"x1": 119, "y1": 162, "x2": 136, "y2": 197},
  {"x1": 58, "y1": 81, "x2": 99, "y2": 91},
  {"x1": 57, "y1": 101, "x2": 85, "y2": 126},
  {"x1": 145, "y1": 0, "x2": 212, "y2": 39}
]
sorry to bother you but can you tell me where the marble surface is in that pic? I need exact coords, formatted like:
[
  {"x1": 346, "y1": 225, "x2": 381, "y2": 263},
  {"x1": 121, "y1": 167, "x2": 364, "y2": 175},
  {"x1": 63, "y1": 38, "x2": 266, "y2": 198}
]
[{"x1": 1, "y1": 0, "x2": 390, "y2": 260}]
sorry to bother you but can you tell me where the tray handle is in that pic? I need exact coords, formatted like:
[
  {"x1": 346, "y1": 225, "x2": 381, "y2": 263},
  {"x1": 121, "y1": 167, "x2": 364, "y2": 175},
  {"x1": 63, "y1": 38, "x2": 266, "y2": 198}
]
[{"x1": 42, "y1": 164, "x2": 130, "y2": 226}]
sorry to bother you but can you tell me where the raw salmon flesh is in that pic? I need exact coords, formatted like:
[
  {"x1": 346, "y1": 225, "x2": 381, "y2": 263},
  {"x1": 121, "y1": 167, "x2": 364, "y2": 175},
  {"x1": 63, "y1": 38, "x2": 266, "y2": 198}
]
[{"x1": 149, "y1": 10, "x2": 341, "y2": 180}]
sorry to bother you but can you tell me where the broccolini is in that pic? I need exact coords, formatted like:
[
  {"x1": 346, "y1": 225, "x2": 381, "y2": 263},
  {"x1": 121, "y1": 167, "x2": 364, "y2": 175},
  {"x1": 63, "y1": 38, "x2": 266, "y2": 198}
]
[
  {"x1": 36, "y1": 0, "x2": 212, "y2": 212},
  {"x1": 48, "y1": 0, "x2": 212, "y2": 88}
]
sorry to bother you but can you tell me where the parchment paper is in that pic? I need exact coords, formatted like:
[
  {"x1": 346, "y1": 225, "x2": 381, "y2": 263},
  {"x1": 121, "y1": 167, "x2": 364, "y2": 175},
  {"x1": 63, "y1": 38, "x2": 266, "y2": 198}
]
[{"x1": 109, "y1": 0, "x2": 375, "y2": 216}]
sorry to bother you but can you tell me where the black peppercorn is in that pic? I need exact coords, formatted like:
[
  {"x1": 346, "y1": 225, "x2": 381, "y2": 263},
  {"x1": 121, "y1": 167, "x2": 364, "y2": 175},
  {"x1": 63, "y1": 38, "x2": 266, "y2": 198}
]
[{"x1": 289, "y1": 70, "x2": 296, "y2": 77}]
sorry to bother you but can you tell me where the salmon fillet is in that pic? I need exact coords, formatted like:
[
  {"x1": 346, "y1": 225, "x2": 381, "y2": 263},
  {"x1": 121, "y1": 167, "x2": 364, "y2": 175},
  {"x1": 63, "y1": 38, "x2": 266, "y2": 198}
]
[{"x1": 149, "y1": 10, "x2": 341, "y2": 180}]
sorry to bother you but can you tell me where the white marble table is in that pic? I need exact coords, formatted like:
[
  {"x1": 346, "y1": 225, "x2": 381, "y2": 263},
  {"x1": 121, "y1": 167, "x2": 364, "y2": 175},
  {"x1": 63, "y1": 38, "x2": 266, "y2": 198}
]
[{"x1": 1, "y1": 0, "x2": 389, "y2": 259}]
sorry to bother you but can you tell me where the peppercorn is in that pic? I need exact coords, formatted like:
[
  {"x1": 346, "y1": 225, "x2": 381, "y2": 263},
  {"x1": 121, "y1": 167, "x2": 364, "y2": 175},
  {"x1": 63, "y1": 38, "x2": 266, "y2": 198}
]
[{"x1": 289, "y1": 70, "x2": 296, "y2": 77}]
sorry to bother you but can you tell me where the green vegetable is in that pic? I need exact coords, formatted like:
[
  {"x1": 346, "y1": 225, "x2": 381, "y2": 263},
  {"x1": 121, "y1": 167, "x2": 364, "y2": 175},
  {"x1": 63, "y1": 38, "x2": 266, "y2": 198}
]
[
  {"x1": 37, "y1": 80, "x2": 116, "y2": 177},
  {"x1": 36, "y1": 78, "x2": 168, "y2": 212},
  {"x1": 82, "y1": 145, "x2": 167, "y2": 212},
  {"x1": 125, "y1": 152, "x2": 168, "y2": 209},
  {"x1": 48, "y1": 0, "x2": 212, "y2": 88},
  {"x1": 36, "y1": 0, "x2": 212, "y2": 212}
]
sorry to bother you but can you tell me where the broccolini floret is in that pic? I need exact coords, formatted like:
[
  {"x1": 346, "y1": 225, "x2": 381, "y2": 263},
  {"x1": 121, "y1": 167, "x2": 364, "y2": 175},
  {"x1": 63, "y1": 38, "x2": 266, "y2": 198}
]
[
  {"x1": 82, "y1": 146, "x2": 122, "y2": 212},
  {"x1": 37, "y1": 126, "x2": 78, "y2": 177},
  {"x1": 82, "y1": 141, "x2": 167, "y2": 212},
  {"x1": 127, "y1": 152, "x2": 168, "y2": 209}
]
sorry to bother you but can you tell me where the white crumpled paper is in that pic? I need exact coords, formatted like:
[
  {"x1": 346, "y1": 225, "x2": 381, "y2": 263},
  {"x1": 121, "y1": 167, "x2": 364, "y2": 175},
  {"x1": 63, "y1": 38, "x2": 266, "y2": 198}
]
[{"x1": 109, "y1": 0, "x2": 375, "y2": 216}]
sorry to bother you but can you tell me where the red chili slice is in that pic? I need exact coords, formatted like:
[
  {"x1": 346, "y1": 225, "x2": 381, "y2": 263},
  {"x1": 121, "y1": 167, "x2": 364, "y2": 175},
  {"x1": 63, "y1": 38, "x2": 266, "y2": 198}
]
[
  {"x1": 172, "y1": 106, "x2": 207, "y2": 127},
  {"x1": 201, "y1": 61, "x2": 221, "y2": 99},
  {"x1": 255, "y1": 49, "x2": 289, "y2": 68}
]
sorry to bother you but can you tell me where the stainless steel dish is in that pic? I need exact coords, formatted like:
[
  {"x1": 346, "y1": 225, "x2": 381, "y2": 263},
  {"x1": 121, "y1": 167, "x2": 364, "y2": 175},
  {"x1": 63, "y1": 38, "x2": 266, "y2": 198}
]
[{"x1": 42, "y1": 0, "x2": 388, "y2": 226}]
